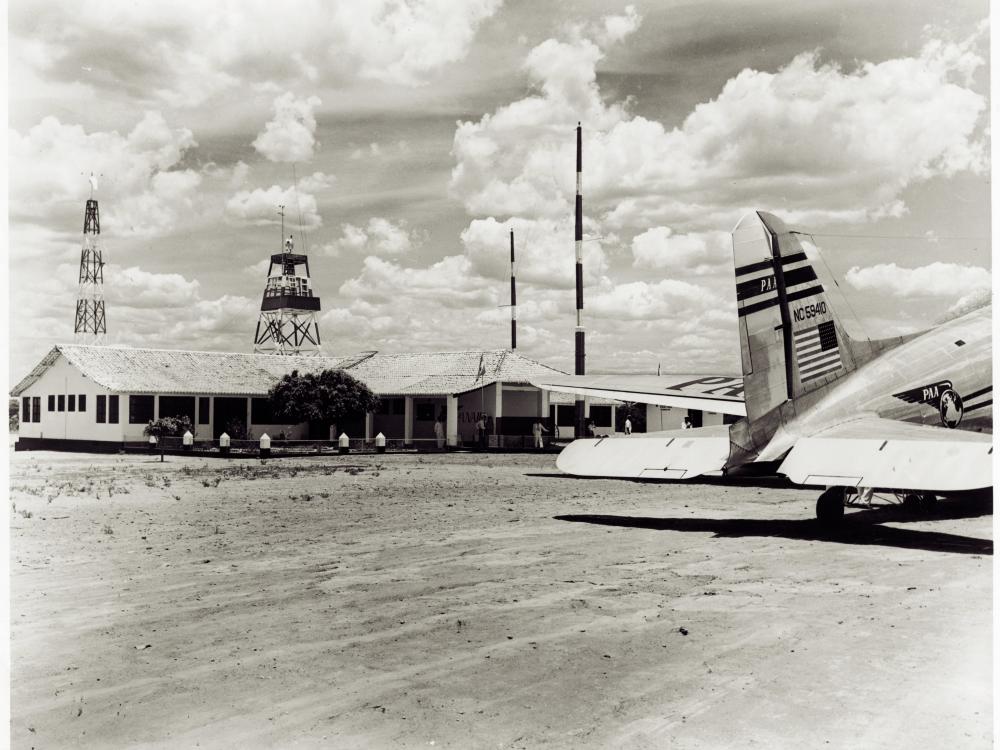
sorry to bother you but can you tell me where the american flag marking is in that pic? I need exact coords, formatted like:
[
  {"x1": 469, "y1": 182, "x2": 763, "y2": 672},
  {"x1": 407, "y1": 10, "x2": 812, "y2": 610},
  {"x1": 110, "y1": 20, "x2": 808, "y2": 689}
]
[{"x1": 794, "y1": 320, "x2": 841, "y2": 382}]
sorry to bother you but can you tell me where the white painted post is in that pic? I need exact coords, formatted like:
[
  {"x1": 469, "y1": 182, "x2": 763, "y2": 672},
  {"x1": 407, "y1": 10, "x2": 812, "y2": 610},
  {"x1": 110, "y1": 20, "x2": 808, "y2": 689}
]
[
  {"x1": 148, "y1": 434, "x2": 157, "y2": 451},
  {"x1": 375, "y1": 432, "x2": 386, "y2": 454},
  {"x1": 403, "y1": 396, "x2": 414, "y2": 447},
  {"x1": 446, "y1": 394, "x2": 458, "y2": 447},
  {"x1": 540, "y1": 388, "x2": 550, "y2": 447},
  {"x1": 219, "y1": 431, "x2": 231, "y2": 456},
  {"x1": 339, "y1": 432, "x2": 350, "y2": 454},
  {"x1": 183, "y1": 430, "x2": 193, "y2": 451},
  {"x1": 493, "y1": 380, "x2": 503, "y2": 448},
  {"x1": 259, "y1": 432, "x2": 271, "y2": 458}
]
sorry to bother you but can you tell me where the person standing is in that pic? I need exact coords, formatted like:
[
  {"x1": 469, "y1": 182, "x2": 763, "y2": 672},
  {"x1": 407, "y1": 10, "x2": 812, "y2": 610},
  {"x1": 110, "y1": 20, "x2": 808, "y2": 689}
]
[
  {"x1": 682, "y1": 416, "x2": 692, "y2": 429},
  {"x1": 624, "y1": 416, "x2": 632, "y2": 435},
  {"x1": 476, "y1": 415, "x2": 487, "y2": 450},
  {"x1": 532, "y1": 419, "x2": 549, "y2": 448},
  {"x1": 434, "y1": 414, "x2": 445, "y2": 449}
]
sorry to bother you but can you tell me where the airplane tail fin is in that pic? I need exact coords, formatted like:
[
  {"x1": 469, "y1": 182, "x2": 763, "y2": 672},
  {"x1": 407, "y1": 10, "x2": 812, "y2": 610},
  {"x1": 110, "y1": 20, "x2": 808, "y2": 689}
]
[{"x1": 731, "y1": 211, "x2": 859, "y2": 422}]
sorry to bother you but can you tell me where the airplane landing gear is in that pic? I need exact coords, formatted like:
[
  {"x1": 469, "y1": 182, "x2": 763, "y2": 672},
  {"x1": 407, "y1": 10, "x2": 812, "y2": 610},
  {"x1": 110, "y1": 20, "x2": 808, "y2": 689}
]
[
  {"x1": 816, "y1": 486, "x2": 846, "y2": 524},
  {"x1": 902, "y1": 492, "x2": 938, "y2": 513}
]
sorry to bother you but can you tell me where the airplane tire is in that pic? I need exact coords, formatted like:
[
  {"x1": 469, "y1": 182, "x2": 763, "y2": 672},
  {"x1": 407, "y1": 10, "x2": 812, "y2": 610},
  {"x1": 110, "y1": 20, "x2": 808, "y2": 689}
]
[
  {"x1": 917, "y1": 493, "x2": 938, "y2": 513},
  {"x1": 816, "y1": 487, "x2": 845, "y2": 524}
]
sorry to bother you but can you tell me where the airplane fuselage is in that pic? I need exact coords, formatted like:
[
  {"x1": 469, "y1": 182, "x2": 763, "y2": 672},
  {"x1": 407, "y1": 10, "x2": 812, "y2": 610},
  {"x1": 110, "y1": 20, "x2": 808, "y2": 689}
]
[{"x1": 755, "y1": 304, "x2": 992, "y2": 463}]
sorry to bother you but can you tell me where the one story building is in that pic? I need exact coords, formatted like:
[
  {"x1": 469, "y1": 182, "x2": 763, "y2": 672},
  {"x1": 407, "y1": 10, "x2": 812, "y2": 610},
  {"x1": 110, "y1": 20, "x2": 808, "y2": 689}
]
[{"x1": 12, "y1": 345, "x2": 620, "y2": 449}]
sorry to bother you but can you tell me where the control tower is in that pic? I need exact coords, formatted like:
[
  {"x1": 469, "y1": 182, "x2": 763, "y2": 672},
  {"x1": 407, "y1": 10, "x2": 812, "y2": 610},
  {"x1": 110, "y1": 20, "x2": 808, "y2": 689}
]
[{"x1": 253, "y1": 231, "x2": 322, "y2": 355}]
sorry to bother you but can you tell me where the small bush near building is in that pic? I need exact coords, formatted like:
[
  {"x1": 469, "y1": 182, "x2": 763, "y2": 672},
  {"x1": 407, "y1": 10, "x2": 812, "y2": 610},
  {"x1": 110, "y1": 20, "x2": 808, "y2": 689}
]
[
  {"x1": 9, "y1": 398, "x2": 18, "y2": 433},
  {"x1": 144, "y1": 415, "x2": 194, "y2": 438}
]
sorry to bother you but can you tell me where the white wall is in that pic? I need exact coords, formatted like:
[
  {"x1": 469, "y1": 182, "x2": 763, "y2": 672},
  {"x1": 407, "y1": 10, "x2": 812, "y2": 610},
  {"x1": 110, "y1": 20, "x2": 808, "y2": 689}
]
[
  {"x1": 17, "y1": 355, "x2": 129, "y2": 441},
  {"x1": 16, "y1": 354, "x2": 314, "y2": 443}
]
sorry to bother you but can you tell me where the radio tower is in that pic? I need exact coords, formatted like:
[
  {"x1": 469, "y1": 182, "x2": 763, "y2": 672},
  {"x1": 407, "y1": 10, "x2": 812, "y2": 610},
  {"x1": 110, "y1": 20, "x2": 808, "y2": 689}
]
[
  {"x1": 74, "y1": 174, "x2": 107, "y2": 339},
  {"x1": 510, "y1": 228, "x2": 517, "y2": 350},
  {"x1": 253, "y1": 205, "x2": 322, "y2": 355},
  {"x1": 573, "y1": 123, "x2": 586, "y2": 438}
]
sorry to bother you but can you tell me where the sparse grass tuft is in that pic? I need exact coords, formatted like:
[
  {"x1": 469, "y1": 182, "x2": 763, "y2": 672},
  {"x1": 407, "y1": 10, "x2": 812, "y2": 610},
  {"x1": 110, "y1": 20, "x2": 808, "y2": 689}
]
[
  {"x1": 19, "y1": 508, "x2": 32, "y2": 519},
  {"x1": 102, "y1": 524, "x2": 113, "y2": 535}
]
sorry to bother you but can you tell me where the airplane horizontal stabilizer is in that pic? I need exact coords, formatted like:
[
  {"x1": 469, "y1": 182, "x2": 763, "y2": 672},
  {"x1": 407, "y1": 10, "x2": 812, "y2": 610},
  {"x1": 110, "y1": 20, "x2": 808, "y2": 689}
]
[
  {"x1": 778, "y1": 417, "x2": 993, "y2": 491},
  {"x1": 532, "y1": 374, "x2": 746, "y2": 416},
  {"x1": 556, "y1": 424, "x2": 732, "y2": 479}
]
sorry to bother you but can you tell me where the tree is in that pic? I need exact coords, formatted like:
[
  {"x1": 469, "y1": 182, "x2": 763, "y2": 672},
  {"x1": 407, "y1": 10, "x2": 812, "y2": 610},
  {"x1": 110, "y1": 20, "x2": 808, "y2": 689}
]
[
  {"x1": 9, "y1": 398, "x2": 19, "y2": 433},
  {"x1": 144, "y1": 415, "x2": 194, "y2": 438},
  {"x1": 268, "y1": 369, "x2": 379, "y2": 426}
]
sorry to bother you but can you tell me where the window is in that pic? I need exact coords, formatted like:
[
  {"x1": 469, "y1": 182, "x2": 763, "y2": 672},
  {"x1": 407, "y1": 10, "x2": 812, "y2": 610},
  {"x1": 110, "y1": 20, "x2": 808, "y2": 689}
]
[
  {"x1": 22, "y1": 397, "x2": 30, "y2": 423},
  {"x1": 108, "y1": 395, "x2": 119, "y2": 424},
  {"x1": 590, "y1": 406, "x2": 612, "y2": 427},
  {"x1": 416, "y1": 403, "x2": 436, "y2": 421},
  {"x1": 57, "y1": 395, "x2": 65, "y2": 412},
  {"x1": 31, "y1": 397, "x2": 40, "y2": 423},
  {"x1": 78, "y1": 394, "x2": 87, "y2": 412},
  {"x1": 48, "y1": 395, "x2": 55, "y2": 412},
  {"x1": 198, "y1": 397, "x2": 210, "y2": 425},
  {"x1": 129, "y1": 395, "x2": 155, "y2": 424},
  {"x1": 68, "y1": 395, "x2": 76, "y2": 412},
  {"x1": 96, "y1": 395, "x2": 107, "y2": 424},
  {"x1": 251, "y1": 398, "x2": 283, "y2": 424},
  {"x1": 159, "y1": 396, "x2": 195, "y2": 425},
  {"x1": 392, "y1": 398, "x2": 405, "y2": 416}
]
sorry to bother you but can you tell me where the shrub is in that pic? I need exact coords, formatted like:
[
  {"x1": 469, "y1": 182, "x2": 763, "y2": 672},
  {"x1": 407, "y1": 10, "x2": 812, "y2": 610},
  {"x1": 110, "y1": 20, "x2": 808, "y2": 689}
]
[{"x1": 144, "y1": 416, "x2": 194, "y2": 438}]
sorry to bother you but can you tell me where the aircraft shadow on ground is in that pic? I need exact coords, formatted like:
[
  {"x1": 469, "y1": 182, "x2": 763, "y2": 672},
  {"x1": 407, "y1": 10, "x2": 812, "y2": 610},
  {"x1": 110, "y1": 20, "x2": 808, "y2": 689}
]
[
  {"x1": 555, "y1": 498, "x2": 993, "y2": 556},
  {"x1": 525, "y1": 472, "x2": 794, "y2": 490}
]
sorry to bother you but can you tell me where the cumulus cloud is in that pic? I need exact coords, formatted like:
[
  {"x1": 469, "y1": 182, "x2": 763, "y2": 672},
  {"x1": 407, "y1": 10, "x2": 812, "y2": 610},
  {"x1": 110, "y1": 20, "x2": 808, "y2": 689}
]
[
  {"x1": 631, "y1": 227, "x2": 730, "y2": 274},
  {"x1": 225, "y1": 184, "x2": 322, "y2": 228},
  {"x1": 253, "y1": 93, "x2": 322, "y2": 162},
  {"x1": 588, "y1": 279, "x2": 730, "y2": 322},
  {"x1": 845, "y1": 262, "x2": 991, "y2": 297},
  {"x1": 324, "y1": 218, "x2": 423, "y2": 257},
  {"x1": 460, "y1": 216, "x2": 608, "y2": 287},
  {"x1": 451, "y1": 27, "x2": 987, "y2": 230},
  {"x1": 10, "y1": 0, "x2": 503, "y2": 113},
  {"x1": 340, "y1": 255, "x2": 492, "y2": 308},
  {"x1": 8, "y1": 111, "x2": 201, "y2": 237}
]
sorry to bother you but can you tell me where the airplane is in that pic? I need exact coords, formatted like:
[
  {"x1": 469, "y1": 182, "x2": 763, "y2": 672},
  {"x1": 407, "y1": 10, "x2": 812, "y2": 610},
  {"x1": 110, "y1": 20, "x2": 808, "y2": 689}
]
[{"x1": 533, "y1": 211, "x2": 992, "y2": 523}]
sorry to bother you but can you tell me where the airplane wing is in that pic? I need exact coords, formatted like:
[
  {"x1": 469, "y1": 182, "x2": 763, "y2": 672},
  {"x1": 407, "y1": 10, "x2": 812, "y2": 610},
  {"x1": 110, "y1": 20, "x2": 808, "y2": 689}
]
[
  {"x1": 531, "y1": 374, "x2": 746, "y2": 416},
  {"x1": 778, "y1": 417, "x2": 993, "y2": 491},
  {"x1": 555, "y1": 424, "x2": 732, "y2": 479}
]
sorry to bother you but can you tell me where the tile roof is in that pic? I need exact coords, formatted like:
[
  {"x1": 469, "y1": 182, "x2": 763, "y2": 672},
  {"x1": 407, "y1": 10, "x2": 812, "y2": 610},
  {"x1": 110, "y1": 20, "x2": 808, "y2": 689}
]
[{"x1": 12, "y1": 345, "x2": 569, "y2": 398}]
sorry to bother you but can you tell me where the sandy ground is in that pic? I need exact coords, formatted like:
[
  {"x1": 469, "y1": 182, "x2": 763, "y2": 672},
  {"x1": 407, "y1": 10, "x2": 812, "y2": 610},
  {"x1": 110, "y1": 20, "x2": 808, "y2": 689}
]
[{"x1": 8, "y1": 449, "x2": 992, "y2": 749}]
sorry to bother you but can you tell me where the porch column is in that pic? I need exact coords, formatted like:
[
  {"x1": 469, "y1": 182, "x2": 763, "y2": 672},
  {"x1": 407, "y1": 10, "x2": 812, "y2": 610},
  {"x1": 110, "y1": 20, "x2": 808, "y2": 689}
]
[
  {"x1": 404, "y1": 396, "x2": 414, "y2": 447},
  {"x1": 154, "y1": 394, "x2": 160, "y2": 420},
  {"x1": 364, "y1": 411, "x2": 374, "y2": 441},
  {"x1": 611, "y1": 404, "x2": 616, "y2": 434},
  {"x1": 584, "y1": 396, "x2": 591, "y2": 419},
  {"x1": 446, "y1": 394, "x2": 458, "y2": 447},
  {"x1": 207, "y1": 396, "x2": 215, "y2": 440},
  {"x1": 494, "y1": 380, "x2": 503, "y2": 427},
  {"x1": 538, "y1": 388, "x2": 549, "y2": 417},
  {"x1": 245, "y1": 398, "x2": 253, "y2": 440}
]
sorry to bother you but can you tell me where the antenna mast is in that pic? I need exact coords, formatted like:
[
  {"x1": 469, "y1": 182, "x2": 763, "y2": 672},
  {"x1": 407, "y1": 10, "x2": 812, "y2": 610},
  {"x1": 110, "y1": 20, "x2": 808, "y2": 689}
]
[
  {"x1": 574, "y1": 123, "x2": 586, "y2": 437},
  {"x1": 74, "y1": 174, "x2": 107, "y2": 340},
  {"x1": 510, "y1": 228, "x2": 517, "y2": 350}
]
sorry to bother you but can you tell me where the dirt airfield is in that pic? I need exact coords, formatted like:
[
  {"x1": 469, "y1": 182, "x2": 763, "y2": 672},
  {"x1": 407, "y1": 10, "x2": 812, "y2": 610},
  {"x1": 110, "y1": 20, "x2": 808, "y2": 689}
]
[{"x1": 9, "y1": 449, "x2": 992, "y2": 749}]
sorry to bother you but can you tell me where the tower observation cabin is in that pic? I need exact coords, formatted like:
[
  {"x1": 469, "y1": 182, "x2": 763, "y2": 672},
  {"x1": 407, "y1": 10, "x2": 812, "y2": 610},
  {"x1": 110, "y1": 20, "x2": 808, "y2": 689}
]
[{"x1": 253, "y1": 233, "x2": 322, "y2": 355}]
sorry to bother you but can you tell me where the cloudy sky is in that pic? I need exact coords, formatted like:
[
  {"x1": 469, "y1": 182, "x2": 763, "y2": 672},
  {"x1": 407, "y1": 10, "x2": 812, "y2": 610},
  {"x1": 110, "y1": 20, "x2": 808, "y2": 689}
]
[{"x1": 8, "y1": 0, "x2": 991, "y2": 381}]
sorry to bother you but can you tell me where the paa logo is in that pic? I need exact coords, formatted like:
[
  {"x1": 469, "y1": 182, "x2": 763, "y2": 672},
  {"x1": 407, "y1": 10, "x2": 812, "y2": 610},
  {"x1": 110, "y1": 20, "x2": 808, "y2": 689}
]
[
  {"x1": 938, "y1": 389, "x2": 963, "y2": 428},
  {"x1": 891, "y1": 379, "x2": 964, "y2": 428}
]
